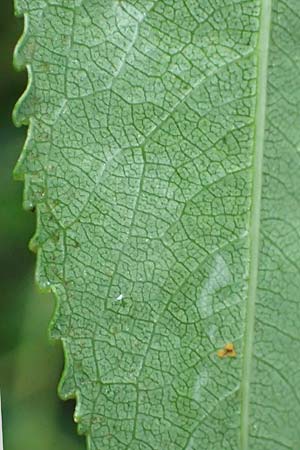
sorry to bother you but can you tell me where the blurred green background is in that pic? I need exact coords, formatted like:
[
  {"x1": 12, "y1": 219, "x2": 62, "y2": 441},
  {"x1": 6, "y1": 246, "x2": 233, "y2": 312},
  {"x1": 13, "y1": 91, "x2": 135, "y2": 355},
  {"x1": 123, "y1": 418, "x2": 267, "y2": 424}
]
[{"x1": 0, "y1": 4, "x2": 85, "y2": 449}]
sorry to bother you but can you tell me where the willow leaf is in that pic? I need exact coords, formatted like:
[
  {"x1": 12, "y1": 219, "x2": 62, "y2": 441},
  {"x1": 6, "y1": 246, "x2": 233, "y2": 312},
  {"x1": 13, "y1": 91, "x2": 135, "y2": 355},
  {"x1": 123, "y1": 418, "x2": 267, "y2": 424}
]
[{"x1": 14, "y1": 1, "x2": 300, "y2": 449}]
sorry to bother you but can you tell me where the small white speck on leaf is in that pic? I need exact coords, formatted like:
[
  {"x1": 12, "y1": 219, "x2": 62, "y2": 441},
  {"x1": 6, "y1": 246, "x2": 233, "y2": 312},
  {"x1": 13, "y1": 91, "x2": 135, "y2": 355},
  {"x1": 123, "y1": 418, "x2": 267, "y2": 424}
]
[{"x1": 116, "y1": 294, "x2": 124, "y2": 301}]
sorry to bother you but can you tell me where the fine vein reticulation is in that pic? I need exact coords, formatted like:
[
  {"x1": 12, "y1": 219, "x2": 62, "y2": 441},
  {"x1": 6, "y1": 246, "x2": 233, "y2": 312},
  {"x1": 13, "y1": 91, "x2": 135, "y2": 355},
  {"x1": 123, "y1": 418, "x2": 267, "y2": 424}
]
[{"x1": 14, "y1": 1, "x2": 300, "y2": 449}]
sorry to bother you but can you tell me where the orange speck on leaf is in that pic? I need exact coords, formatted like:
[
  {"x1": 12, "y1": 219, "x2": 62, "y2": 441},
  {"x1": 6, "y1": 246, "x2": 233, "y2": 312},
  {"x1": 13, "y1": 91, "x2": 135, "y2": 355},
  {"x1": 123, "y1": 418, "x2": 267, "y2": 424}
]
[{"x1": 217, "y1": 342, "x2": 237, "y2": 358}]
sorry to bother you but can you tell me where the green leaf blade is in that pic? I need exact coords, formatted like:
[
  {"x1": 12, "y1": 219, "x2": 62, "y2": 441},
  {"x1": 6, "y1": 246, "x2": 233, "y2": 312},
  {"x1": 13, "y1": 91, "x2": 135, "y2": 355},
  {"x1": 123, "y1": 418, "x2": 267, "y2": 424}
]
[{"x1": 14, "y1": 1, "x2": 300, "y2": 449}]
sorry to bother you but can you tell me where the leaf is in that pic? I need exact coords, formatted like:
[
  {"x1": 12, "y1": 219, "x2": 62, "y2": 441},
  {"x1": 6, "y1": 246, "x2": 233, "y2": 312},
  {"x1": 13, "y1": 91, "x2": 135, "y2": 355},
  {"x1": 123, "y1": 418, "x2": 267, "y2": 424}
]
[{"x1": 14, "y1": 1, "x2": 300, "y2": 449}]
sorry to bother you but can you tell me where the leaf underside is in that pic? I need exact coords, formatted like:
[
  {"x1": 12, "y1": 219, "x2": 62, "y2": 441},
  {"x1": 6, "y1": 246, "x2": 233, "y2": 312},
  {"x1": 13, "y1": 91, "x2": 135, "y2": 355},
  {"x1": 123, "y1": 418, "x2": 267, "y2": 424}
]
[{"x1": 14, "y1": 1, "x2": 300, "y2": 449}]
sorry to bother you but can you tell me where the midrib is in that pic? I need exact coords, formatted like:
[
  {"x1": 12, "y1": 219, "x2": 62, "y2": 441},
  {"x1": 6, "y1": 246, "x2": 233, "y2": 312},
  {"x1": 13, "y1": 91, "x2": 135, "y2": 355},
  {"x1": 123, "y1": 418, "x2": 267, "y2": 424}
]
[{"x1": 240, "y1": 1, "x2": 272, "y2": 449}]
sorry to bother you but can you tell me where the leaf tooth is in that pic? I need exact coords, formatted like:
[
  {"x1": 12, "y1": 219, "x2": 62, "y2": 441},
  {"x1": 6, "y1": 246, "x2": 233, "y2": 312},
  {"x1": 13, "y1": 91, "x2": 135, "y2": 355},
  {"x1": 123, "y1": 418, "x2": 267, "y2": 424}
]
[
  {"x1": 22, "y1": 175, "x2": 37, "y2": 210},
  {"x1": 13, "y1": 13, "x2": 36, "y2": 128},
  {"x1": 14, "y1": 0, "x2": 27, "y2": 18},
  {"x1": 58, "y1": 341, "x2": 88, "y2": 437},
  {"x1": 13, "y1": 133, "x2": 31, "y2": 181},
  {"x1": 58, "y1": 340, "x2": 77, "y2": 401},
  {"x1": 35, "y1": 250, "x2": 52, "y2": 293},
  {"x1": 13, "y1": 11, "x2": 33, "y2": 70},
  {"x1": 14, "y1": 173, "x2": 45, "y2": 219},
  {"x1": 76, "y1": 416, "x2": 88, "y2": 437},
  {"x1": 74, "y1": 393, "x2": 88, "y2": 436},
  {"x1": 29, "y1": 232, "x2": 39, "y2": 254},
  {"x1": 13, "y1": 72, "x2": 35, "y2": 127},
  {"x1": 54, "y1": 310, "x2": 88, "y2": 436}
]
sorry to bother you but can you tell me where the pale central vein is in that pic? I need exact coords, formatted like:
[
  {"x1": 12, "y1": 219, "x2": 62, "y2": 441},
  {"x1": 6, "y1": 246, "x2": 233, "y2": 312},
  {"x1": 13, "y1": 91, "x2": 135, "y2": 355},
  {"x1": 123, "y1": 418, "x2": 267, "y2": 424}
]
[{"x1": 240, "y1": 1, "x2": 272, "y2": 449}]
